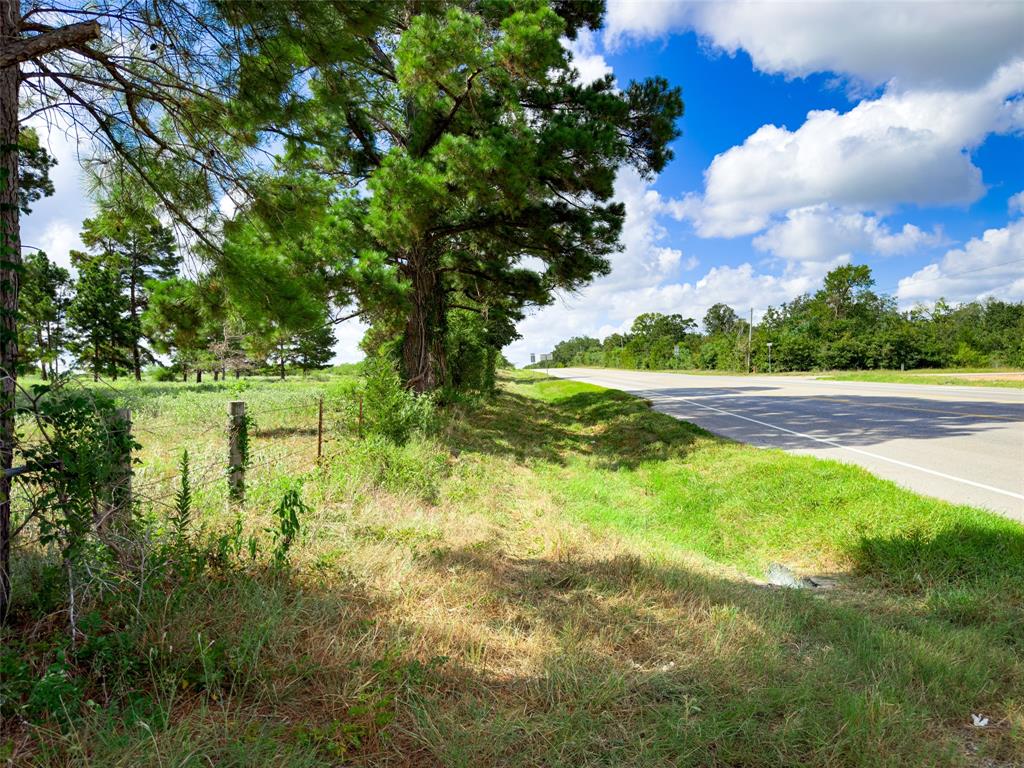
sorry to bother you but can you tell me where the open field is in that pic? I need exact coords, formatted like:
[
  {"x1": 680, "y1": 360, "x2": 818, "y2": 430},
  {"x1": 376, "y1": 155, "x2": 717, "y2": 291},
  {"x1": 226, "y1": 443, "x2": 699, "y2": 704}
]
[{"x1": 3, "y1": 371, "x2": 1023, "y2": 766}]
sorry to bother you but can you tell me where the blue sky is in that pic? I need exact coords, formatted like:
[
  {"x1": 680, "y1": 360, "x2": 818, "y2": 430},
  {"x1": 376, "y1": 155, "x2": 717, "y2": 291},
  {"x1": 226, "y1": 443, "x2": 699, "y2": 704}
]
[
  {"x1": 505, "y1": 1, "x2": 1024, "y2": 366},
  {"x1": 21, "y1": 2, "x2": 1024, "y2": 366}
]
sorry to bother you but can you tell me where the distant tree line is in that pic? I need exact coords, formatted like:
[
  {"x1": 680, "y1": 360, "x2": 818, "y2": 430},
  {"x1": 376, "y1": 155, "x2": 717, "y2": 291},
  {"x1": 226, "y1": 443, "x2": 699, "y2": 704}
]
[{"x1": 535, "y1": 265, "x2": 1024, "y2": 373}]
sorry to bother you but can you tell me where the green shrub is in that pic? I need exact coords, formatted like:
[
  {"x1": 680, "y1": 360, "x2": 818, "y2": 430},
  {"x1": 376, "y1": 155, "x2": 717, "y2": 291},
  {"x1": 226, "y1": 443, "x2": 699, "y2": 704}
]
[{"x1": 361, "y1": 356, "x2": 433, "y2": 444}]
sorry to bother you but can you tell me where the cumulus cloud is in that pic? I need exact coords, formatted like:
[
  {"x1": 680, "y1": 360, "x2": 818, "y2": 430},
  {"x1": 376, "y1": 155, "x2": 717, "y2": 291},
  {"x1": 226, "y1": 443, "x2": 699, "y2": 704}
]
[
  {"x1": 897, "y1": 218, "x2": 1024, "y2": 304},
  {"x1": 504, "y1": 170, "x2": 822, "y2": 365},
  {"x1": 21, "y1": 116, "x2": 94, "y2": 272},
  {"x1": 564, "y1": 27, "x2": 612, "y2": 85},
  {"x1": 604, "y1": 1, "x2": 1024, "y2": 90},
  {"x1": 1009, "y1": 191, "x2": 1024, "y2": 216},
  {"x1": 752, "y1": 204, "x2": 944, "y2": 263},
  {"x1": 34, "y1": 220, "x2": 84, "y2": 272},
  {"x1": 683, "y1": 61, "x2": 1024, "y2": 237}
]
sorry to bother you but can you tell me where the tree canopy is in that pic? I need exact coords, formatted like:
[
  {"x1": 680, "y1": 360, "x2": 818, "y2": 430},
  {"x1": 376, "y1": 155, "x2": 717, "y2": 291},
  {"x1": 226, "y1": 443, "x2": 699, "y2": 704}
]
[{"x1": 216, "y1": 0, "x2": 684, "y2": 390}]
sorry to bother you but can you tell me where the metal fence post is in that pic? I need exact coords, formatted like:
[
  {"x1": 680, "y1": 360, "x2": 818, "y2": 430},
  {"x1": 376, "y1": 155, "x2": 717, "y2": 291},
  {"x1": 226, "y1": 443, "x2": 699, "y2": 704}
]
[{"x1": 228, "y1": 400, "x2": 246, "y2": 503}]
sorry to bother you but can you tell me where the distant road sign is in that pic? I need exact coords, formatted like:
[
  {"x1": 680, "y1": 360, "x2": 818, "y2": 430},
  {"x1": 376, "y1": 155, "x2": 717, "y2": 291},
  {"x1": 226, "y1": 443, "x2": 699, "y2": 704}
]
[{"x1": 530, "y1": 353, "x2": 536, "y2": 363}]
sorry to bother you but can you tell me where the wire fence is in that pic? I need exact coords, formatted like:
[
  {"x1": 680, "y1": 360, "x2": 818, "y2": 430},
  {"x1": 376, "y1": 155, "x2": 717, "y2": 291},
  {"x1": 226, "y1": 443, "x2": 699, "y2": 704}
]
[{"x1": 8, "y1": 390, "x2": 368, "y2": 531}]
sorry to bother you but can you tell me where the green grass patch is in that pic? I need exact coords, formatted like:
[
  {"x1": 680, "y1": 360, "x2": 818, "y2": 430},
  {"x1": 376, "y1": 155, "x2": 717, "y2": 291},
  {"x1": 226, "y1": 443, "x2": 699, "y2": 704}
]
[
  {"x1": 819, "y1": 369, "x2": 1024, "y2": 388},
  {"x1": 4, "y1": 370, "x2": 1023, "y2": 766}
]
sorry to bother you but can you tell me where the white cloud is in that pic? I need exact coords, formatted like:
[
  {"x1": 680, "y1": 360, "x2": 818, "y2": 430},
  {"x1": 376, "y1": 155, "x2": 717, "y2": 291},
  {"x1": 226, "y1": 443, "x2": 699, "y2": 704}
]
[
  {"x1": 753, "y1": 204, "x2": 944, "y2": 263},
  {"x1": 604, "y1": 1, "x2": 1024, "y2": 90},
  {"x1": 564, "y1": 27, "x2": 612, "y2": 85},
  {"x1": 1009, "y1": 191, "x2": 1024, "y2": 216},
  {"x1": 683, "y1": 61, "x2": 1024, "y2": 237},
  {"x1": 21, "y1": 116, "x2": 94, "y2": 272},
  {"x1": 35, "y1": 220, "x2": 84, "y2": 272},
  {"x1": 898, "y1": 218, "x2": 1024, "y2": 304},
  {"x1": 331, "y1": 316, "x2": 368, "y2": 364},
  {"x1": 504, "y1": 170, "x2": 820, "y2": 365}
]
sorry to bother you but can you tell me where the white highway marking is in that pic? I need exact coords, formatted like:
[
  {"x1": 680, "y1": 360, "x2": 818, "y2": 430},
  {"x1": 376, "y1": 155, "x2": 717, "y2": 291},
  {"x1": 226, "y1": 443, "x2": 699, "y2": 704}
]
[{"x1": 627, "y1": 385, "x2": 1024, "y2": 503}]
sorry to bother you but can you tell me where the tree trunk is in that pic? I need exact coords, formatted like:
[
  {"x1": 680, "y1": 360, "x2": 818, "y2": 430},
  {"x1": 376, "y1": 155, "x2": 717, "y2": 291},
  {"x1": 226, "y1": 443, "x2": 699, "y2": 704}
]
[
  {"x1": 400, "y1": 249, "x2": 447, "y2": 393},
  {"x1": 129, "y1": 257, "x2": 141, "y2": 381},
  {"x1": 0, "y1": 0, "x2": 18, "y2": 621},
  {"x1": 279, "y1": 348, "x2": 285, "y2": 380},
  {"x1": 36, "y1": 328, "x2": 46, "y2": 379},
  {"x1": 196, "y1": 369, "x2": 202, "y2": 383}
]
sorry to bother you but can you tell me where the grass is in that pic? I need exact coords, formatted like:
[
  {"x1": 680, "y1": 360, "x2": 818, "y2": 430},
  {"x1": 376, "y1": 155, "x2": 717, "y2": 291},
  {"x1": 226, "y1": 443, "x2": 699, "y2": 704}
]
[
  {"x1": 3, "y1": 370, "x2": 1023, "y2": 766},
  {"x1": 818, "y1": 369, "x2": 1023, "y2": 388},
  {"x1": 543, "y1": 364, "x2": 1024, "y2": 388}
]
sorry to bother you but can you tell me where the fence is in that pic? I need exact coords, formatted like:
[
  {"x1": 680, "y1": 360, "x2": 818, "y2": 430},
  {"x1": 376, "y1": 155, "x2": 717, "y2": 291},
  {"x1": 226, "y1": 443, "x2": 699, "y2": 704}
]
[{"x1": 9, "y1": 390, "x2": 368, "y2": 532}]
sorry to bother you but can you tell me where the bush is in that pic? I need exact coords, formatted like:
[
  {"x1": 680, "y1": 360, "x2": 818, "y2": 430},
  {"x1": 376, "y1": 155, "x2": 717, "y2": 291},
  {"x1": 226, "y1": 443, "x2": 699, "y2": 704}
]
[
  {"x1": 150, "y1": 365, "x2": 180, "y2": 382},
  {"x1": 361, "y1": 356, "x2": 433, "y2": 444},
  {"x1": 951, "y1": 342, "x2": 987, "y2": 368}
]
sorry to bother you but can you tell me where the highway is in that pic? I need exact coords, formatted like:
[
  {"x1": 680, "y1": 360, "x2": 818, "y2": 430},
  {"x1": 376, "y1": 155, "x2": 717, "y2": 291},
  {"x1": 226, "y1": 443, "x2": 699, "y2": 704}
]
[{"x1": 548, "y1": 368, "x2": 1024, "y2": 521}]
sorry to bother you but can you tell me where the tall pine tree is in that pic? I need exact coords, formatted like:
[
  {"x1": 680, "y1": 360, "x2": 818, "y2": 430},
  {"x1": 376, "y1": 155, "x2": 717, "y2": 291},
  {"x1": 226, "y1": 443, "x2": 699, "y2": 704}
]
[
  {"x1": 218, "y1": 0, "x2": 683, "y2": 391},
  {"x1": 18, "y1": 250, "x2": 70, "y2": 378},
  {"x1": 66, "y1": 250, "x2": 131, "y2": 381},
  {"x1": 80, "y1": 189, "x2": 179, "y2": 380}
]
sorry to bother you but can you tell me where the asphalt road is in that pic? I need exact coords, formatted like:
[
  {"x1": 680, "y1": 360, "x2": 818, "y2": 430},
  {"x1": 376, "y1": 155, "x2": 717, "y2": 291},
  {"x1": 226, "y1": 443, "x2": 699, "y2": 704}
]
[{"x1": 547, "y1": 368, "x2": 1024, "y2": 521}]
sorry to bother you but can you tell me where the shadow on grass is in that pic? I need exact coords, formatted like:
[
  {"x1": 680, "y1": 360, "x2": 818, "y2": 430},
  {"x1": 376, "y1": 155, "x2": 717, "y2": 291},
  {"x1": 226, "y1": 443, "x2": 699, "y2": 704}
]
[
  {"x1": 444, "y1": 388, "x2": 709, "y2": 470},
  {"x1": 253, "y1": 425, "x2": 319, "y2": 439},
  {"x1": 407, "y1": 541, "x2": 1021, "y2": 765},
  {"x1": 7, "y1": 529, "x2": 1023, "y2": 766},
  {"x1": 855, "y1": 523, "x2": 1024, "y2": 589}
]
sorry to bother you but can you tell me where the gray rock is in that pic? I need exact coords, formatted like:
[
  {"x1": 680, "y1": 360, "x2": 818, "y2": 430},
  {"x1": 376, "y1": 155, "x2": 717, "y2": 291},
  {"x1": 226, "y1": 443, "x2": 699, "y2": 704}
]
[{"x1": 766, "y1": 562, "x2": 819, "y2": 589}]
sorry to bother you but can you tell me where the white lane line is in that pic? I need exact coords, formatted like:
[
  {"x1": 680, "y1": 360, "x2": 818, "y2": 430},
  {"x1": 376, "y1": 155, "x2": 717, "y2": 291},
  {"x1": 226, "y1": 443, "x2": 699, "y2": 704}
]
[{"x1": 621, "y1": 384, "x2": 1024, "y2": 503}]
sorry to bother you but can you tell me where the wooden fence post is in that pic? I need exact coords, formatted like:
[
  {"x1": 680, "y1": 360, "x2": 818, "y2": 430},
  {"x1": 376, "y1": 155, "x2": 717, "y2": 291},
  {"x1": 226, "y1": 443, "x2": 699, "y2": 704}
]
[
  {"x1": 317, "y1": 396, "x2": 324, "y2": 464},
  {"x1": 228, "y1": 400, "x2": 246, "y2": 503},
  {"x1": 100, "y1": 407, "x2": 132, "y2": 530}
]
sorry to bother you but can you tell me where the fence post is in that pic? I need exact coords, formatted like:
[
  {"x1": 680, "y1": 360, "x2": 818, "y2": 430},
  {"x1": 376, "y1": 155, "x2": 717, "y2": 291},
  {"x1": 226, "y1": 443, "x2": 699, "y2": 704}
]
[
  {"x1": 100, "y1": 408, "x2": 132, "y2": 530},
  {"x1": 358, "y1": 394, "x2": 363, "y2": 440},
  {"x1": 316, "y1": 396, "x2": 324, "y2": 464},
  {"x1": 228, "y1": 400, "x2": 246, "y2": 503}
]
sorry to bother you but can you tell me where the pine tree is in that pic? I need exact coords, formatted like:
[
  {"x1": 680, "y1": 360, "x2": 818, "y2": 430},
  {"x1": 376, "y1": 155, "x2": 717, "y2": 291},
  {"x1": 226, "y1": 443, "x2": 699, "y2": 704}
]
[
  {"x1": 291, "y1": 323, "x2": 336, "y2": 374},
  {"x1": 218, "y1": 1, "x2": 683, "y2": 392},
  {"x1": 142, "y1": 277, "x2": 217, "y2": 381},
  {"x1": 66, "y1": 250, "x2": 132, "y2": 381},
  {"x1": 18, "y1": 250, "x2": 71, "y2": 378},
  {"x1": 80, "y1": 190, "x2": 179, "y2": 381}
]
